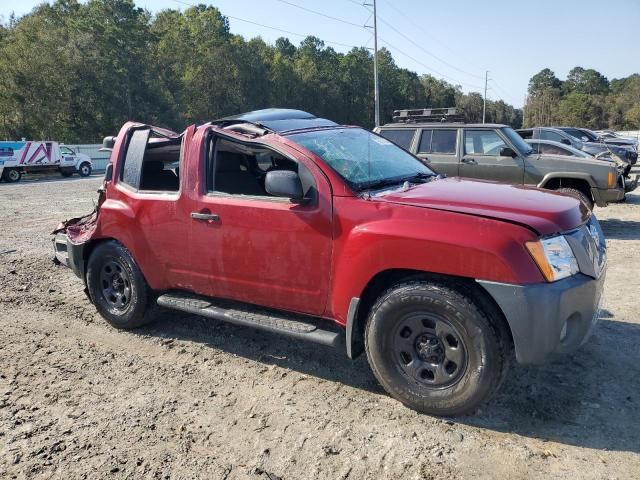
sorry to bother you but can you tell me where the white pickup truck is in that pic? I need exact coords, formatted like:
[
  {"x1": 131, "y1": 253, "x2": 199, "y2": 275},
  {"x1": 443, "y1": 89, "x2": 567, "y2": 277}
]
[{"x1": 0, "y1": 141, "x2": 92, "y2": 183}]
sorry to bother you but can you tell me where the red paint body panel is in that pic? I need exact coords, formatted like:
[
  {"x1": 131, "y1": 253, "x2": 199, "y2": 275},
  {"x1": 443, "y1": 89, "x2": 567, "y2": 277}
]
[
  {"x1": 89, "y1": 122, "x2": 587, "y2": 327},
  {"x1": 183, "y1": 126, "x2": 333, "y2": 314},
  {"x1": 377, "y1": 178, "x2": 590, "y2": 236},
  {"x1": 326, "y1": 196, "x2": 543, "y2": 325}
]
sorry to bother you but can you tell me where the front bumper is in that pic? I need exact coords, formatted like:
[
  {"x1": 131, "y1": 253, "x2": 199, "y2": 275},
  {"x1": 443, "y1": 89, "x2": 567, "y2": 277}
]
[
  {"x1": 592, "y1": 186, "x2": 626, "y2": 206},
  {"x1": 480, "y1": 215, "x2": 606, "y2": 365},
  {"x1": 479, "y1": 272, "x2": 605, "y2": 365}
]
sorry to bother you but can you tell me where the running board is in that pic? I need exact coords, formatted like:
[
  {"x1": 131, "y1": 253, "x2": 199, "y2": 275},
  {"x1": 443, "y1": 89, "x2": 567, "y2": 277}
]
[{"x1": 156, "y1": 292, "x2": 343, "y2": 348}]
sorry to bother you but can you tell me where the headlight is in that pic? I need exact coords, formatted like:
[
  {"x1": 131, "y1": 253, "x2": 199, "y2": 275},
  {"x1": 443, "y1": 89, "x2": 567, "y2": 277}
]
[{"x1": 526, "y1": 236, "x2": 579, "y2": 282}]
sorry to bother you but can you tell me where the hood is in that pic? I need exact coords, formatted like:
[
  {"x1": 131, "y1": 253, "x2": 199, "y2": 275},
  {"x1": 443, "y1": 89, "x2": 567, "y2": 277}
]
[
  {"x1": 375, "y1": 177, "x2": 590, "y2": 235},
  {"x1": 604, "y1": 138, "x2": 636, "y2": 146}
]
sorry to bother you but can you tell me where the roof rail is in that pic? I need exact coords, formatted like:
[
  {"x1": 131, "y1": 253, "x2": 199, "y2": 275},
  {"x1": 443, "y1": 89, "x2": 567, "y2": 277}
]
[{"x1": 392, "y1": 107, "x2": 464, "y2": 124}]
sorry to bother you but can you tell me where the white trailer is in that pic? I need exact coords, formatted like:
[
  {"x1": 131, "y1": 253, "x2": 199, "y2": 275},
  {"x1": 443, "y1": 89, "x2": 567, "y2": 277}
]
[{"x1": 0, "y1": 141, "x2": 92, "y2": 183}]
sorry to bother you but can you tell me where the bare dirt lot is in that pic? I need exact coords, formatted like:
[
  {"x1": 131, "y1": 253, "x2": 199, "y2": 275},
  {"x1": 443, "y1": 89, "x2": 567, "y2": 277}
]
[{"x1": 1, "y1": 175, "x2": 639, "y2": 479}]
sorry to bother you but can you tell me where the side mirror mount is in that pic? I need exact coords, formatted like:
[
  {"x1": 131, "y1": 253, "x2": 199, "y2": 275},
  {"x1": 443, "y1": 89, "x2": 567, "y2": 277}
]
[
  {"x1": 104, "y1": 162, "x2": 113, "y2": 182},
  {"x1": 499, "y1": 147, "x2": 517, "y2": 157},
  {"x1": 561, "y1": 138, "x2": 572, "y2": 146},
  {"x1": 265, "y1": 170, "x2": 304, "y2": 202}
]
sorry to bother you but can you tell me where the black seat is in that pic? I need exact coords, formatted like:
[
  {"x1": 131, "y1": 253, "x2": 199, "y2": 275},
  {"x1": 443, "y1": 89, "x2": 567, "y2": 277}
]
[
  {"x1": 215, "y1": 151, "x2": 264, "y2": 196},
  {"x1": 140, "y1": 161, "x2": 179, "y2": 191}
]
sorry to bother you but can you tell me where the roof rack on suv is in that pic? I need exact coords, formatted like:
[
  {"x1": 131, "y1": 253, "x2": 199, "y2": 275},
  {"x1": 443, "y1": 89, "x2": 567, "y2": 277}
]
[{"x1": 392, "y1": 107, "x2": 464, "y2": 124}]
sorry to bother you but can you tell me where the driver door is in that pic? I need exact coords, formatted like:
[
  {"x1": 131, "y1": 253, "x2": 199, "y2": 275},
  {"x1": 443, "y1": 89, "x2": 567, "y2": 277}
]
[
  {"x1": 188, "y1": 130, "x2": 334, "y2": 316},
  {"x1": 459, "y1": 129, "x2": 524, "y2": 184}
]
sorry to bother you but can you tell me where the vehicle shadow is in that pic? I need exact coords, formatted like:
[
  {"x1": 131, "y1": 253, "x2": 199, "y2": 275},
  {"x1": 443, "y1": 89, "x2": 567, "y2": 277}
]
[
  {"x1": 599, "y1": 218, "x2": 640, "y2": 240},
  {"x1": 138, "y1": 307, "x2": 640, "y2": 454},
  {"x1": 139, "y1": 309, "x2": 381, "y2": 392},
  {"x1": 462, "y1": 310, "x2": 640, "y2": 454}
]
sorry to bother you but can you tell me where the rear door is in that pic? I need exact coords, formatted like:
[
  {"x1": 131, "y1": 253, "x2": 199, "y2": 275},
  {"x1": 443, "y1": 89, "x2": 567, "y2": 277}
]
[
  {"x1": 109, "y1": 124, "x2": 189, "y2": 288},
  {"x1": 187, "y1": 128, "x2": 333, "y2": 316},
  {"x1": 415, "y1": 128, "x2": 459, "y2": 176},
  {"x1": 459, "y1": 129, "x2": 524, "y2": 183}
]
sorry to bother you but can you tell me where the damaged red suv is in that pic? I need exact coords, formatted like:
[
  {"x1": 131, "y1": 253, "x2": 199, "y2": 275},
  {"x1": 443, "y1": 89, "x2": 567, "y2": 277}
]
[{"x1": 54, "y1": 109, "x2": 606, "y2": 415}]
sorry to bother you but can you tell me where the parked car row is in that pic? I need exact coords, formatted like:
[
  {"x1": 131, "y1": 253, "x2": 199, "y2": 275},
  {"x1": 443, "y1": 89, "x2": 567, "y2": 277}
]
[
  {"x1": 53, "y1": 108, "x2": 607, "y2": 416},
  {"x1": 376, "y1": 109, "x2": 636, "y2": 210},
  {"x1": 516, "y1": 126, "x2": 637, "y2": 167}
]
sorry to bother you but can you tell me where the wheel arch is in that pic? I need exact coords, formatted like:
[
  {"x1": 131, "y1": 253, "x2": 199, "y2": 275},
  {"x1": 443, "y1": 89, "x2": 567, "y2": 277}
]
[
  {"x1": 538, "y1": 174, "x2": 594, "y2": 198},
  {"x1": 77, "y1": 237, "x2": 125, "y2": 285},
  {"x1": 348, "y1": 268, "x2": 514, "y2": 360}
]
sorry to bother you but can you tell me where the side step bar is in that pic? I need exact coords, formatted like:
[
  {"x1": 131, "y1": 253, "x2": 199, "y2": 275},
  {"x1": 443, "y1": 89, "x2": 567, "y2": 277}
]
[{"x1": 157, "y1": 292, "x2": 343, "y2": 348}]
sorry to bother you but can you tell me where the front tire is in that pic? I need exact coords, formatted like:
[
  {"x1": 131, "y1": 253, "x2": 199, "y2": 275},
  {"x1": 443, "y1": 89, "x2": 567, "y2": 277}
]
[
  {"x1": 556, "y1": 187, "x2": 594, "y2": 210},
  {"x1": 365, "y1": 282, "x2": 509, "y2": 416},
  {"x1": 2, "y1": 168, "x2": 22, "y2": 183},
  {"x1": 86, "y1": 241, "x2": 155, "y2": 329}
]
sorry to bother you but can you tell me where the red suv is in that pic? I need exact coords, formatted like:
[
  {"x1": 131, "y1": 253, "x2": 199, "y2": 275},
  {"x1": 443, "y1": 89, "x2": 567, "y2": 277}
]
[{"x1": 54, "y1": 109, "x2": 606, "y2": 415}]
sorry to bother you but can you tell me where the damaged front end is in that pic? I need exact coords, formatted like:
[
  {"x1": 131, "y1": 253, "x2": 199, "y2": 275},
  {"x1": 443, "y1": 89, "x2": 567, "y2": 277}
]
[
  {"x1": 599, "y1": 151, "x2": 639, "y2": 194},
  {"x1": 52, "y1": 181, "x2": 106, "y2": 280}
]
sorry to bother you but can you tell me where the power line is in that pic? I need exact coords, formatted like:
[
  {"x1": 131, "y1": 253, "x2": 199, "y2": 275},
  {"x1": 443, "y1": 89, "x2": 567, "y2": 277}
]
[
  {"x1": 350, "y1": 0, "x2": 485, "y2": 81},
  {"x1": 348, "y1": 0, "x2": 485, "y2": 90},
  {"x1": 171, "y1": 0, "x2": 365, "y2": 50},
  {"x1": 379, "y1": 37, "x2": 483, "y2": 91},
  {"x1": 488, "y1": 78, "x2": 522, "y2": 105},
  {"x1": 378, "y1": 0, "x2": 487, "y2": 77},
  {"x1": 274, "y1": 0, "x2": 365, "y2": 28},
  {"x1": 376, "y1": 15, "x2": 485, "y2": 81}
]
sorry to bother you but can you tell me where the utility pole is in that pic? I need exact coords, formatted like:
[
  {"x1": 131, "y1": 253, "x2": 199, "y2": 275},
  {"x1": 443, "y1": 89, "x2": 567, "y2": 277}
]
[
  {"x1": 483, "y1": 70, "x2": 488, "y2": 124},
  {"x1": 372, "y1": 0, "x2": 380, "y2": 127},
  {"x1": 364, "y1": 0, "x2": 380, "y2": 126}
]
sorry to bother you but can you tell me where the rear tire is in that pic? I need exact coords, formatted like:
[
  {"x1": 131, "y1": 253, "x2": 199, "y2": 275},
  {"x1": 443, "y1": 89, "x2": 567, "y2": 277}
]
[
  {"x1": 2, "y1": 168, "x2": 22, "y2": 183},
  {"x1": 365, "y1": 281, "x2": 509, "y2": 416},
  {"x1": 86, "y1": 241, "x2": 156, "y2": 329},
  {"x1": 556, "y1": 187, "x2": 594, "y2": 210}
]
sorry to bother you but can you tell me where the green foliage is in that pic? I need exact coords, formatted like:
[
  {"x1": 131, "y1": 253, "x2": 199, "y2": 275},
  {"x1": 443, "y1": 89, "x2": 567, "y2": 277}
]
[
  {"x1": 528, "y1": 68, "x2": 562, "y2": 95},
  {"x1": 0, "y1": 1, "x2": 524, "y2": 142},
  {"x1": 524, "y1": 68, "x2": 639, "y2": 129},
  {"x1": 564, "y1": 67, "x2": 609, "y2": 95}
]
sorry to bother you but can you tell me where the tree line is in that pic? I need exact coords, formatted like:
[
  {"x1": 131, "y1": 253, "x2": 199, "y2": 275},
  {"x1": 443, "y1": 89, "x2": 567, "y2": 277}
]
[
  {"x1": 524, "y1": 67, "x2": 640, "y2": 130},
  {"x1": 0, "y1": 0, "x2": 523, "y2": 143}
]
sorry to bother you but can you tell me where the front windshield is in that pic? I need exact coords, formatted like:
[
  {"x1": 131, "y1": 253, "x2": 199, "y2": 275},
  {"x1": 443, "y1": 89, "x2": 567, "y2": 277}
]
[
  {"x1": 289, "y1": 127, "x2": 435, "y2": 190},
  {"x1": 501, "y1": 127, "x2": 533, "y2": 155},
  {"x1": 552, "y1": 142, "x2": 592, "y2": 158}
]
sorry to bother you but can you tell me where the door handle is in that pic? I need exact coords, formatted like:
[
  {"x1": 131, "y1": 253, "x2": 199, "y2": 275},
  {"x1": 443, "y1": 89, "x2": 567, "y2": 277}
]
[
  {"x1": 191, "y1": 212, "x2": 220, "y2": 222},
  {"x1": 461, "y1": 158, "x2": 477, "y2": 165}
]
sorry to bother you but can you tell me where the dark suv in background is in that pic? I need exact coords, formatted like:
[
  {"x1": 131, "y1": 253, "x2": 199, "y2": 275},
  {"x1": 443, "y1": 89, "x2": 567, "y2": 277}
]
[{"x1": 376, "y1": 109, "x2": 629, "y2": 209}]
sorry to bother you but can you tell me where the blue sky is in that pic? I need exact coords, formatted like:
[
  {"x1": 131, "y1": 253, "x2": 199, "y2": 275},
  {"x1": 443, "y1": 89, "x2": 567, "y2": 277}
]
[{"x1": 2, "y1": 0, "x2": 639, "y2": 107}]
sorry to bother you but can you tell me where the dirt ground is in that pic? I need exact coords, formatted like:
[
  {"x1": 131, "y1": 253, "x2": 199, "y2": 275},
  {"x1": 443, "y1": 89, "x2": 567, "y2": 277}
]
[{"x1": 1, "y1": 173, "x2": 639, "y2": 480}]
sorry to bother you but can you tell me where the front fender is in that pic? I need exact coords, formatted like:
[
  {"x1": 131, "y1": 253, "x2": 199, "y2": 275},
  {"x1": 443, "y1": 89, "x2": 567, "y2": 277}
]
[{"x1": 327, "y1": 200, "x2": 544, "y2": 325}]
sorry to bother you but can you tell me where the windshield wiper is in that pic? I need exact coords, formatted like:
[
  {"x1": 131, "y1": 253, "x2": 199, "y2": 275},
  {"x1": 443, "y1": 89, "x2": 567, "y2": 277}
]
[
  {"x1": 356, "y1": 172, "x2": 434, "y2": 191},
  {"x1": 404, "y1": 172, "x2": 434, "y2": 182},
  {"x1": 356, "y1": 176, "x2": 409, "y2": 191}
]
